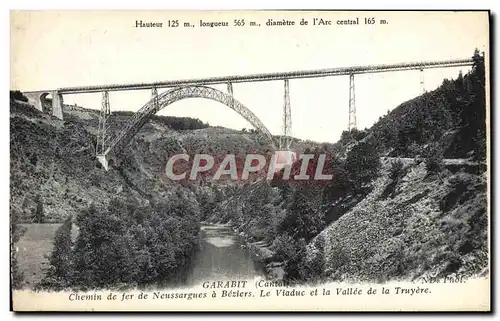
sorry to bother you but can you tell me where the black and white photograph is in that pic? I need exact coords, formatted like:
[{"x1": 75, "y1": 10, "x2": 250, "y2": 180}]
[{"x1": 9, "y1": 10, "x2": 490, "y2": 311}]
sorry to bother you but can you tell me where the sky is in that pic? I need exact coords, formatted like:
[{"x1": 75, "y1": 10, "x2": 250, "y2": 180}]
[{"x1": 10, "y1": 11, "x2": 489, "y2": 143}]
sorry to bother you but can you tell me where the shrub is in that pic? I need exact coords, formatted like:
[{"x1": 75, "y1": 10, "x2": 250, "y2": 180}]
[
  {"x1": 425, "y1": 149, "x2": 443, "y2": 175},
  {"x1": 11, "y1": 254, "x2": 24, "y2": 289},
  {"x1": 271, "y1": 233, "x2": 297, "y2": 262},
  {"x1": 271, "y1": 233, "x2": 307, "y2": 281},
  {"x1": 299, "y1": 234, "x2": 326, "y2": 283},
  {"x1": 389, "y1": 159, "x2": 404, "y2": 180},
  {"x1": 472, "y1": 131, "x2": 486, "y2": 161},
  {"x1": 381, "y1": 164, "x2": 402, "y2": 199}
]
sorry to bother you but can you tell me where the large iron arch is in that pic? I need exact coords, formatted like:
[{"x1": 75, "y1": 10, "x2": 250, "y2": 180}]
[{"x1": 105, "y1": 86, "x2": 278, "y2": 156}]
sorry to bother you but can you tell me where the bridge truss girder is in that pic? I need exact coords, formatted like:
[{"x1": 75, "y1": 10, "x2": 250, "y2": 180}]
[
  {"x1": 96, "y1": 91, "x2": 110, "y2": 155},
  {"x1": 348, "y1": 74, "x2": 356, "y2": 131},
  {"x1": 280, "y1": 79, "x2": 292, "y2": 150},
  {"x1": 58, "y1": 58, "x2": 473, "y2": 94}
]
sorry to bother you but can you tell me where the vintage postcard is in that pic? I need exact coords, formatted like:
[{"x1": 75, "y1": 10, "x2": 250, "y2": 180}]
[{"x1": 10, "y1": 10, "x2": 490, "y2": 311}]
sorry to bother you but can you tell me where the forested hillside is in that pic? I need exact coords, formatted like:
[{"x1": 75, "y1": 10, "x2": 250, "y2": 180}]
[
  {"x1": 10, "y1": 98, "x2": 322, "y2": 289},
  {"x1": 10, "y1": 102, "x2": 205, "y2": 289},
  {"x1": 203, "y1": 49, "x2": 488, "y2": 283},
  {"x1": 337, "y1": 49, "x2": 486, "y2": 161}
]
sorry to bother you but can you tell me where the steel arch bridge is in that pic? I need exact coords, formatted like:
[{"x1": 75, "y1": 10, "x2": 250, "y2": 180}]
[
  {"x1": 22, "y1": 57, "x2": 477, "y2": 170},
  {"x1": 96, "y1": 85, "x2": 278, "y2": 169}
]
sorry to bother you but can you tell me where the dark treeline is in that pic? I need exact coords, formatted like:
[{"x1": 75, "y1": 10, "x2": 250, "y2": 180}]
[
  {"x1": 113, "y1": 111, "x2": 209, "y2": 130},
  {"x1": 151, "y1": 115, "x2": 209, "y2": 131},
  {"x1": 366, "y1": 49, "x2": 486, "y2": 161},
  {"x1": 37, "y1": 192, "x2": 201, "y2": 291}
]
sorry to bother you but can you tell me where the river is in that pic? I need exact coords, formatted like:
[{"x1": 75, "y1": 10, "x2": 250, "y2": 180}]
[{"x1": 185, "y1": 224, "x2": 265, "y2": 286}]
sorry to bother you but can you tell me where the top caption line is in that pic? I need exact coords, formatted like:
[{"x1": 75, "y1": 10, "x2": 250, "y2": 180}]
[{"x1": 134, "y1": 17, "x2": 388, "y2": 29}]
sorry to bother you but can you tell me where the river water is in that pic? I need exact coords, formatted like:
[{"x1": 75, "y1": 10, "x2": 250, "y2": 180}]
[{"x1": 185, "y1": 224, "x2": 265, "y2": 286}]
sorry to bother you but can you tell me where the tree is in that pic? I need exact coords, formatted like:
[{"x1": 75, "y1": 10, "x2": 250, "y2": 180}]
[
  {"x1": 38, "y1": 216, "x2": 74, "y2": 290},
  {"x1": 322, "y1": 167, "x2": 349, "y2": 204},
  {"x1": 425, "y1": 143, "x2": 444, "y2": 176},
  {"x1": 345, "y1": 140, "x2": 381, "y2": 192},
  {"x1": 10, "y1": 90, "x2": 28, "y2": 102},
  {"x1": 198, "y1": 190, "x2": 215, "y2": 220},
  {"x1": 470, "y1": 49, "x2": 486, "y2": 161},
  {"x1": 351, "y1": 128, "x2": 368, "y2": 141},
  {"x1": 278, "y1": 182, "x2": 292, "y2": 207},
  {"x1": 451, "y1": 49, "x2": 486, "y2": 159},
  {"x1": 32, "y1": 195, "x2": 44, "y2": 223},
  {"x1": 71, "y1": 203, "x2": 137, "y2": 289},
  {"x1": 279, "y1": 186, "x2": 325, "y2": 242}
]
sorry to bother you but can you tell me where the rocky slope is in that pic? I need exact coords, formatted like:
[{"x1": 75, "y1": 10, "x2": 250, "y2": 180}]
[{"x1": 305, "y1": 158, "x2": 488, "y2": 283}]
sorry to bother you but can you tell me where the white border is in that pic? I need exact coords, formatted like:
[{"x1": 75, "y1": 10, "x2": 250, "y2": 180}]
[{"x1": 3, "y1": 1, "x2": 497, "y2": 320}]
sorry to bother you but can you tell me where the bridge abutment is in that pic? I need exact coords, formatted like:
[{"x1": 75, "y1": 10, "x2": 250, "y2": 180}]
[
  {"x1": 24, "y1": 92, "x2": 45, "y2": 112},
  {"x1": 23, "y1": 90, "x2": 64, "y2": 120}
]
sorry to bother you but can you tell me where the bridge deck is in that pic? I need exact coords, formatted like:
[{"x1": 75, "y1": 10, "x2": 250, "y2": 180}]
[{"x1": 51, "y1": 58, "x2": 473, "y2": 94}]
